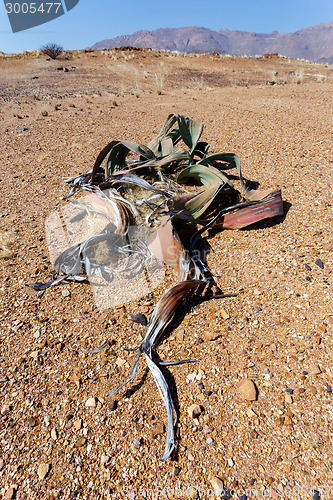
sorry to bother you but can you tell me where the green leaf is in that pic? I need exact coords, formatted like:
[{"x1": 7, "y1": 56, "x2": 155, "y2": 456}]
[
  {"x1": 105, "y1": 140, "x2": 155, "y2": 177},
  {"x1": 184, "y1": 186, "x2": 221, "y2": 218},
  {"x1": 177, "y1": 163, "x2": 231, "y2": 189}
]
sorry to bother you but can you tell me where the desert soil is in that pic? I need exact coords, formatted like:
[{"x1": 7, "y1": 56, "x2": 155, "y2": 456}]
[{"x1": 0, "y1": 48, "x2": 333, "y2": 500}]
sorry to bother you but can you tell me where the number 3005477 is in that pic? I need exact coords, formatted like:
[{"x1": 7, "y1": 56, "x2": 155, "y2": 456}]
[{"x1": 5, "y1": 2, "x2": 62, "y2": 14}]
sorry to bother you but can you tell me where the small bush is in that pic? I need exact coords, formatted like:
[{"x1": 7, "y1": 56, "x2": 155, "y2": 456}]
[{"x1": 41, "y1": 43, "x2": 63, "y2": 60}]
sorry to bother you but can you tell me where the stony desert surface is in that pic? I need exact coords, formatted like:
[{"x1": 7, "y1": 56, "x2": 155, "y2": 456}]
[{"x1": 0, "y1": 49, "x2": 333, "y2": 499}]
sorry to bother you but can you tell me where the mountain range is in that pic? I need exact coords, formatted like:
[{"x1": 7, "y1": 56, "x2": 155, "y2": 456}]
[{"x1": 92, "y1": 21, "x2": 333, "y2": 64}]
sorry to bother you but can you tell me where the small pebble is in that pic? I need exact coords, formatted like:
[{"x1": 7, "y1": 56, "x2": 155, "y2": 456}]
[
  {"x1": 100, "y1": 454, "x2": 110, "y2": 465},
  {"x1": 51, "y1": 428, "x2": 58, "y2": 441},
  {"x1": 130, "y1": 313, "x2": 147, "y2": 326},
  {"x1": 4, "y1": 487, "x2": 15, "y2": 500},
  {"x1": 187, "y1": 487, "x2": 199, "y2": 499},
  {"x1": 254, "y1": 307, "x2": 262, "y2": 313},
  {"x1": 299, "y1": 388, "x2": 305, "y2": 394},
  {"x1": 309, "y1": 386, "x2": 317, "y2": 396},
  {"x1": 173, "y1": 465, "x2": 181, "y2": 476},
  {"x1": 187, "y1": 404, "x2": 202, "y2": 418},
  {"x1": 61, "y1": 288, "x2": 70, "y2": 298},
  {"x1": 286, "y1": 388, "x2": 293, "y2": 394},
  {"x1": 203, "y1": 329, "x2": 222, "y2": 341},
  {"x1": 28, "y1": 417, "x2": 37, "y2": 428},
  {"x1": 305, "y1": 264, "x2": 312, "y2": 271},
  {"x1": 74, "y1": 418, "x2": 82, "y2": 430},
  {"x1": 285, "y1": 393, "x2": 293, "y2": 404},
  {"x1": 315, "y1": 259, "x2": 324, "y2": 269},
  {"x1": 109, "y1": 400, "x2": 117, "y2": 411},
  {"x1": 236, "y1": 379, "x2": 258, "y2": 401},
  {"x1": 75, "y1": 437, "x2": 87, "y2": 447},
  {"x1": 176, "y1": 329, "x2": 184, "y2": 342},
  {"x1": 210, "y1": 476, "x2": 224, "y2": 497},
  {"x1": 133, "y1": 437, "x2": 141, "y2": 447},
  {"x1": 37, "y1": 462, "x2": 50, "y2": 480},
  {"x1": 325, "y1": 385, "x2": 332, "y2": 393},
  {"x1": 85, "y1": 397, "x2": 96, "y2": 408},
  {"x1": 309, "y1": 363, "x2": 321, "y2": 375},
  {"x1": 312, "y1": 490, "x2": 321, "y2": 500}
]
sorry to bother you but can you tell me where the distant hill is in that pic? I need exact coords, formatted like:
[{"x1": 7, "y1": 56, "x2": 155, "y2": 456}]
[{"x1": 92, "y1": 21, "x2": 333, "y2": 64}]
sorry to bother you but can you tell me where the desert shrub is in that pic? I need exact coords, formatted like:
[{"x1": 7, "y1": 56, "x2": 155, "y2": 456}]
[{"x1": 41, "y1": 43, "x2": 63, "y2": 60}]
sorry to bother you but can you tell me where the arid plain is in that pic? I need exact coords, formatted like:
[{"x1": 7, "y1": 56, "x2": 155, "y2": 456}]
[{"x1": 0, "y1": 48, "x2": 333, "y2": 499}]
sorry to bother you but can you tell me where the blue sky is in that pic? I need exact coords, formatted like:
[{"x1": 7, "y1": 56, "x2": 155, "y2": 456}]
[{"x1": 0, "y1": 0, "x2": 332, "y2": 53}]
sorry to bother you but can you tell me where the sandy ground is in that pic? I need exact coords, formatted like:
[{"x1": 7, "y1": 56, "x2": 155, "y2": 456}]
[{"x1": 0, "y1": 49, "x2": 333, "y2": 500}]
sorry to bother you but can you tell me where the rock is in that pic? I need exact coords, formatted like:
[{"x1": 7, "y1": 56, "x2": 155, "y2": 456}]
[
  {"x1": 85, "y1": 397, "x2": 96, "y2": 408},
  {"x1": 130, "y1": 313, "x2": 147, "y2": 326},
  {"x1": 75, "y1": 437, "x2": 87, "y2": 448},
  {"x1": 28, "y1": 417, "x2": 37, "y2": 428},
  {"x1": 173, "y1": 465, "x2": 181, "y2": 476},
  {"x1": 116, "y1": 357, "x2": 126, "y2": 367},
  {"x1": 37, "y1": 462, "x2": 50, "y2": 480},
  {"x1": 187, "y1": 487, "x2": 199, "y2": 499},
  {"x1": 236, "y1": 379, "x2": 258, "y2": 401},
  {"x1": 1, "y1": 404, "x2": 11, "y2": 415},
  {"x1": 187, "y1": 404, "x2": 202, "y2": 419},
  {"x1": 4, "y1": 487, "x2": 15, "y2": 500},
  {"x1": 210, "y1": 476, "x2": 224, "y2": 496},
  {"x1": 74, "y1": 418, "x2": 82, "y2": 430},
  {"x1": 51, "y1": 428, "x2": 58, "y2": 441},
  {"x1": 254, "y1": 307, "x2": 262, "y2": 313},
  {"x1": 315, "y1": 259, "x2": 324, "y2": 269},
  {"x1": 203, "y1": 330, "x2": 221, "y2": 341},
  {"x1": 149, "y1": 422, "x2": 165, "y2": 439},
  {"x1": 309, "y1": 386, "x2": 317, "y2": 395},
  {"x1": 227, "y1": 457, "x2": 234, "y2": 467},
  {"x1": 61, "y1": 288, "x2": 70, "y2": 298},
  {"x1": 17, "y1": 127, "x2": 28, "y2": 132},
  {"x1": 109, "y1": 400, "x2": 117, "y2": 411},
  {"x1": 305, "y1": 264, "x2": 312, "y2": 271},
  {"x1": 220, "y1": 309, "x2": 230, "y2": 320},
  {"x1": 30, "y1": 350, "x2": 39, "y2": 361},
  {"x1": 285, "y1": 393, "x2": 293, "y2": 404},
  {"x1": 100, "y1": 454, "x2": 110, "y2": 465},
  {"x1": 133, "y1": 437, "x2": 141, "y2": 447},
  {"x1": 309, "y1": 363, "x2": 321, "y2": 375},
  {"x1": 176, "y1": 329, "x2": 184, "y2": 342},
  {"x1": 325, "y1": 384, "x2": 332, "y2": 393}
]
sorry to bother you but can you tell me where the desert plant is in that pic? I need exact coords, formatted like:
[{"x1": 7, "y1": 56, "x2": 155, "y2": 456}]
[
  {"x1": 41, "y1": 43, "x2": 63, "y2": 60},
  {"x1": 28, "y1": 113, "x2": 284, "y2": 462}
]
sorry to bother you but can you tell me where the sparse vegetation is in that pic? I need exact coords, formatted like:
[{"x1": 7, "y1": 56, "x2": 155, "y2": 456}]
[
  {"x1": 41, "y1": 43, "x2": 63, "y2": 60},
  {"x1": 155, "y1": 72, "x2": 164, "y2": 95}
]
